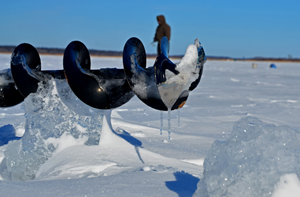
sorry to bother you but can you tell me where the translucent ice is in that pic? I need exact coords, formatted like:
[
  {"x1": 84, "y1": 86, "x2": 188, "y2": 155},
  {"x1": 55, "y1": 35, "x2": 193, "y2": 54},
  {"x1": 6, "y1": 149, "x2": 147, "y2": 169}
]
[
  {"x1": 194, "y1": 116, "x2": 300, "y2": 197},
  {"x1": 4, "y1": 78, "x2": 103, "y2": 181}
]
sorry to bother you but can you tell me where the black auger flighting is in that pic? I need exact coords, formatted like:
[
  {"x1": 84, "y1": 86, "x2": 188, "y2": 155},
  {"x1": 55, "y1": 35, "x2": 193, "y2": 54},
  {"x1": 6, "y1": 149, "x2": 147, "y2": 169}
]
[{"x1": 0, "y1": 36, "x2": 206, "y2": 110}]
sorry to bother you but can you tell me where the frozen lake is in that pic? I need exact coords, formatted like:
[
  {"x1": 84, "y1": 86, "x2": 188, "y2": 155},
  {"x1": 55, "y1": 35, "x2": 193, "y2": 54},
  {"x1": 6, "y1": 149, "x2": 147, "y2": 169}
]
[{"x1": 0, "y1": 53, "x2": 300, "y2": 196}]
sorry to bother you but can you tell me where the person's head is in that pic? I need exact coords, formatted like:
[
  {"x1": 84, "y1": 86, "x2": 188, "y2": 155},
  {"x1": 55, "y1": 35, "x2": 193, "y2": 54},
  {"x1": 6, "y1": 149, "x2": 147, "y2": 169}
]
[{"x1": 156, "y1": 15, "x2": 166, "y2": 24}]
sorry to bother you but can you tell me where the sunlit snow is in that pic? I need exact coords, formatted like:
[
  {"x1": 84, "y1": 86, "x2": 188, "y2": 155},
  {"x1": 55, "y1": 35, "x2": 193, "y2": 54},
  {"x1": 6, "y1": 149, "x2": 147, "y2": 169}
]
[{"x1": 0, "y1": 53, "x2": 300, "y2": 196}]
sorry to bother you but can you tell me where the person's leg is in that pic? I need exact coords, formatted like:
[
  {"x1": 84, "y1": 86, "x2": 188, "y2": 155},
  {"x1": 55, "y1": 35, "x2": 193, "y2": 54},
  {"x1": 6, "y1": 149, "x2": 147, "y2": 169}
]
[{"x1": 157, "y1": 42, "x2": 161, "y2": 56}]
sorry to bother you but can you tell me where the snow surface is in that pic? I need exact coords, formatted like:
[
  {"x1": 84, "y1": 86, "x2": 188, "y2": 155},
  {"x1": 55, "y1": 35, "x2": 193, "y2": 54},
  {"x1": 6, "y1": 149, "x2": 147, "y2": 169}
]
[{"x1": 0, "y1": 53, "x2": 300, "y2": 196}]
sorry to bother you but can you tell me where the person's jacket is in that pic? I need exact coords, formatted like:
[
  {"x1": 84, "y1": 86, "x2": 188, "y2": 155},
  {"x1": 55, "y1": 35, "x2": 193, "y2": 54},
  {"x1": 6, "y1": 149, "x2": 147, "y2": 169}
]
[{"x1": 154, "y1": 15, "x2": 171, "y2": 43}]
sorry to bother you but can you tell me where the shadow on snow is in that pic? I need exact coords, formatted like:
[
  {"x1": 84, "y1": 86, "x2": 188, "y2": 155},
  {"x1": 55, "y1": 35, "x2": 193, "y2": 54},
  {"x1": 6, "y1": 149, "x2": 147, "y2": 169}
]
[
  {"x1": 114, "y1": 127, "x2": 144, "y2": 163},
  {"x1": 165, "y1": 171, "x2": 200, "y2": 197},
  {"x1": 0, "y1": 124, "x2": 21, "y2": 146}
]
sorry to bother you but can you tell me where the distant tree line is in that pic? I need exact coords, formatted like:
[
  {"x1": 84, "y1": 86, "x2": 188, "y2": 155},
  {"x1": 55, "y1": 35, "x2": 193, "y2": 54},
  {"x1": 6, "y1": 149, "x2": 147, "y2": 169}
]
[
  {"x1": 0, "y1": 45, "x2": 180, "y2": 58},
  {"x1": 0, "y1": 45, "x2": 299, "y2": 62},
  {"x1": 0, "y1": 45, "x2": 124, "y2": 57},
  {"x1": 0, "y1": 46, "x2": 16, "y2": 53}
]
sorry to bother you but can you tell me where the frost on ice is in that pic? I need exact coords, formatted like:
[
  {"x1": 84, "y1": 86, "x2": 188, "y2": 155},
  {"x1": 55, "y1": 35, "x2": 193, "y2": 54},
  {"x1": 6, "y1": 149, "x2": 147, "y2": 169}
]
[
  {"x1": 194, "y1": 116, "x2": 300, "y2": 197},
  {"x1": 3, "y1": 78, "x2": 103, "y2": 181}
]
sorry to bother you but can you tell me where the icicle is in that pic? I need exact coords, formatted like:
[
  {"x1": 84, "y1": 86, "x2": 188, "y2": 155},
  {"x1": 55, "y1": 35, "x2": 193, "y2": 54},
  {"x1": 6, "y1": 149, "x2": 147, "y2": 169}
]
[
  {"x1": 178, "y1": 108, "x2": 180, "y2": 127},
  {"x1": 168, "y1": 108, "x2": 171, "y2": 140},
  {"x1": 160, "y1": 111, "x2": 163, "y2": 135}
]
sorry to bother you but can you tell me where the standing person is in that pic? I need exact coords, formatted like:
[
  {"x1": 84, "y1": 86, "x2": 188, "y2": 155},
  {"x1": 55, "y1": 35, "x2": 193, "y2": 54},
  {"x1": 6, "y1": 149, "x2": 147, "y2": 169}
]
[{"x1": 153, "y1": 15, "x2": 171, "y2": 56}]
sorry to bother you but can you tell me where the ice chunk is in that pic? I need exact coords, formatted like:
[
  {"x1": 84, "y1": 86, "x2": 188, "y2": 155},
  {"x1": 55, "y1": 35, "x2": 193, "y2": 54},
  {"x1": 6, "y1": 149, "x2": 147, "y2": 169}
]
[
  {"x1": 0, "y1": 145, "x2": 7, "y2": 163},
  {"x1": 194, "y1": 116, "x2": 300, "y2": 197},
  {"x1": 4, "y1": 78, "x2": 103, "y2": 181}
]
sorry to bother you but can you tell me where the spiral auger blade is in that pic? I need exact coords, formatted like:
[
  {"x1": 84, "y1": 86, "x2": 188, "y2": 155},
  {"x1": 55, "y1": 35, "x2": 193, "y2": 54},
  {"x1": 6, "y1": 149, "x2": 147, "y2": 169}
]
[{"x1": 63, "y1": 41, "x2": 134, "y2": 109}]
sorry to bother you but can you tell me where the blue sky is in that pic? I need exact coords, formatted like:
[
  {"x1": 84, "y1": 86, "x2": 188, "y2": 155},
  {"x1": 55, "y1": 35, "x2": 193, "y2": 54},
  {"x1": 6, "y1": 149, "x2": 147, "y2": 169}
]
[{"x1": 0, "y1": 0, "x2": 299, "y2": 58}]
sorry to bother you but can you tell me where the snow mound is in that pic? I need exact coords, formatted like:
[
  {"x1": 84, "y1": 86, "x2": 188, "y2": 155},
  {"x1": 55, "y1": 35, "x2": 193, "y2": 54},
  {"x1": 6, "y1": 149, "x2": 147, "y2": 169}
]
[
  {"x1": 194, "y1": 116, "x2": 300, "y2": 197},
  {"x1": 3, "y1": 78, "x2": 103, "y2": 181},
  {"x1": 35, "y1": 110, "x2": 200, "y2": 180},
  {"x1": 272, "y1": 174, "x2": 300, "y2": 197}
]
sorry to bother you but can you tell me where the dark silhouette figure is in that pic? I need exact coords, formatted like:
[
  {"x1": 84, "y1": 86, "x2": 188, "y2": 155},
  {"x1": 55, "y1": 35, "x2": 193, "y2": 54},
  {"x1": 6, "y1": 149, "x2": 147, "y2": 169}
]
[{"x1": 153, "y1": 15, "x2": 171, "y2": 55}]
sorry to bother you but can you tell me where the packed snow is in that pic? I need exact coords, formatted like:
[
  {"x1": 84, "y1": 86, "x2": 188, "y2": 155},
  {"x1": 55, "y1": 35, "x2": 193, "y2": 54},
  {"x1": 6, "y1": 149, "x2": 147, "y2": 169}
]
[{"x1": 0, "y1": 53, "x2": 300, "y2": 196}]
